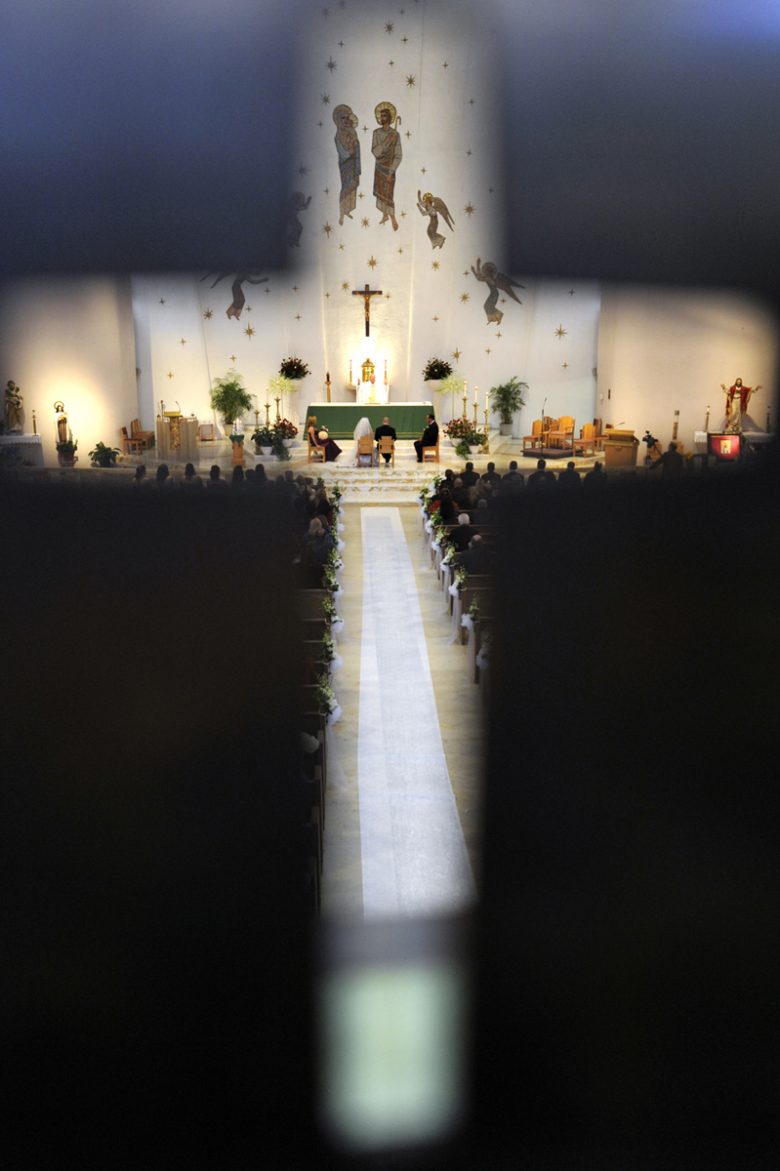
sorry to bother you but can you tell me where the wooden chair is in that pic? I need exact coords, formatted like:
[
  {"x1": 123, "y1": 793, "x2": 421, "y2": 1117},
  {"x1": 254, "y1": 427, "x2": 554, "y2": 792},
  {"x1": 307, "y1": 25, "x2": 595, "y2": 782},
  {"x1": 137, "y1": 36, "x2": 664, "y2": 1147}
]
[
  {"x1": 422, "y1": 438, "x2": 439, "y2": 462},
  {"x1": 548, "y1": 415, "x2": 575, "y2": 450},
  {"x1": 130, "y1": 418, "x2": 154, "y2": 448},
  {"x1": 522, "y1": 418, "x2": 544, "y2": 452},
  {"x1": 308, "y1": 433, "x2": 325, "y2": 463},
  {"x1": 198, "y1": 422, "x2": 215, "y2": 441},
  {"x1": 119, "y1": 426, "x2": 145, "y2": 455},
  {"x1": 357, "y1": 435, "x2": 375, "y2": 466},
  {"x1": 377, "y1": 435, "x2": 395, "y2": 467}
]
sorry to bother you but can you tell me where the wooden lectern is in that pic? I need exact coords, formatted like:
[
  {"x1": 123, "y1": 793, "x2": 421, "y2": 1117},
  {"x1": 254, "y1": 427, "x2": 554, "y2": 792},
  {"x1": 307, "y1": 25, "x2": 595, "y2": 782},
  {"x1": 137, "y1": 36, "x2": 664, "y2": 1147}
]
[{"x1": 603, "y1": 427, "x2": 639, "y2": 468}]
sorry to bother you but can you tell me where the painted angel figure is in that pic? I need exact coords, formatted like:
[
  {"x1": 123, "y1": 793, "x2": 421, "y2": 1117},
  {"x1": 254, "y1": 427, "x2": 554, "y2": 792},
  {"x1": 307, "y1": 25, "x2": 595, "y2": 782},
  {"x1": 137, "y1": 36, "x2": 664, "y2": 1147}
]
[
  {"x1": 287, "y1": 191, "x2": 311, "y2": 248},
  {"x1": 416, "y1": 190, "x2": 455, "y2": 249},
  {"x1": 470, "y1": 258, "x2": 524, "y2": 324},
  {"x1": 201, "y1": 272, "x2": 269, "y2": 320}
]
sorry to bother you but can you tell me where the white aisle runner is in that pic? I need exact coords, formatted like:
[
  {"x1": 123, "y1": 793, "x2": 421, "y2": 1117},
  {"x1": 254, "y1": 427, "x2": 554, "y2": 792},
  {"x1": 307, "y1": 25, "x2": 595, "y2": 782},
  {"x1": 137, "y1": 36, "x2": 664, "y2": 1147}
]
[{"x1": 358, "y1": 508, "x2": 475, "y2": 918}]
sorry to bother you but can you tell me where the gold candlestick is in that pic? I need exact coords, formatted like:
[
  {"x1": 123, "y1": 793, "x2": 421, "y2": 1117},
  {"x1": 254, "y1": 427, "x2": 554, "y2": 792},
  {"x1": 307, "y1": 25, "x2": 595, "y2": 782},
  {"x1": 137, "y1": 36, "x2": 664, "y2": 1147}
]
[
  {"x1": 274, "y1": 396, "x2": 281, "y2": 423},
  {"x1": 462, "y1": 393, "x2": 468, "y2": 420},
  {"x1": 473, "y1": 401, "x2": 478, "y2": 427},
  {"x1": 326, "y1": 371, "x2": 332, "y2": 403},
  {"x1": 265, "y1": 401, "x2": 271, "y2": 425},
  {"x1": 254, "y1": 408, "x2": 260, "y2": 429},
  {"x1": 482, "y1": 407, "x2": 490, "y2": 453},
  {"x1": 32, "y1": 408, "x2": 37, "y2": 435},
  {"x1": 705, "y1": 404, "x2": 710, "y2": 432}
]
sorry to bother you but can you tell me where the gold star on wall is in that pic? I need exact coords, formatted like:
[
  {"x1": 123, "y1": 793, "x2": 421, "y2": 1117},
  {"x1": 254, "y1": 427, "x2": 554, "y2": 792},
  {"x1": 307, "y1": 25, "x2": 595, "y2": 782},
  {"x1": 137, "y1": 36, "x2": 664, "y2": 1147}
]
[
  {"x1": 325, "y1": 292, "x2": 331, "y2": 299},
  {"x1": 230, "y1": 354, "x2": 237, "y2": 362},
  {"x1": 389, "y1": 60, "x2": 395, "y2": 67},
  {"x1": 167, "y1": 370, "x2": 174, "y2": 378},
  {"x1": 443, "y1": 61, "x2": 449, "y2": 68},
  {"x1": 159, "y1": 298, "x2": 166, "y2": 304},
  {"x1": 562, "y1": 361, "x2": 569, "y2": 369},
  {"x1": 397, "y1": 247, "x2": 403, "y2": 254},
  {"x1": 298, "y1": 164, "x2": 308, "y2": 175},
  {"x1": 452, "y1": 349, "x2": 462, "y2": 361},
  {"x1": 341, "y1": 281, "x2": 350, "y2": 291},
  {"x1": 292, "y1": 285, "x2": 299, "y2": 293},
  {"x1": 554, "y1": 324, "x2": 567, "y2": 339},
  {"x1": 485, "y1": 348, "x2": 492, "y2": 355},
  {"x1": 368, "y1": 255, "x2": 378, "y2": 268},
  {"x1": 464, "y1": 203, "x2": 475, "y2": 216},
  {"x1": 432, "y1": 261, "x2": 440, "y2": 270},
  {"x1": 323, "y1": 223, "x2": 333, "y2": 236},
  {"x1": 460, "y1": 293, "x2": 470, "y2": 303},
  {"x1": 321, "y1": 93, "x2": 330, "y2": 104},
  {"x1": 244, "y1": 325, "x2": 255, "y2": 338},
  {"x1": 327, "y1": 57, "x2": 337, "y2": 71},
  {"x1": 179, "y1": 338, "x2": 187, "y2": 345},
  {"x1": 385, "y1": 21, "x2": 394, "y2": 33},
  {"x1": 496, "y1": 331, "x2": 502, "y2": 339},
  {"x1": 569, "y1": 288, "x2": 576, "y2": 295},
  {"x1": 295, "y1": 314, "x2": 302, "y2": 321},
  {"x1": 361, "y1": 217, "x2": 370, "y2": 227},
  {"x1": 432, "y1": 315, "x2": 439, "y2": 322},
  {"x1": 406, "y1": 75, "x2": 416, "y2": 88},
  {"x1": 203, "y1": 309, "x2": 213, "y2": 319}
]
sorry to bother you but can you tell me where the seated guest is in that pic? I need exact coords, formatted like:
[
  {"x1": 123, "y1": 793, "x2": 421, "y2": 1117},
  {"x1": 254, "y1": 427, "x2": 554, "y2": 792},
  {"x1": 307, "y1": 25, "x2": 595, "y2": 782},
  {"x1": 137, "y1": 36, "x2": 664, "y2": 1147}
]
[
  {"x1": 583, "y1": 460, "x2": 609, "y2": 489},
  {"x1": 557, "y1": 460, "x2": 582, "y2": 490},
  {"x1": 450, "y1": 512, "x2": 476, "y2": 552},
  {"x1": 437, "y1": 488, "x2": 457, "y2": 522},
  {"x1": 451, "y1": 477, "x2": 471, "y2": 510},
  {"x1": 231, "y1": 466, "x2": 246, "y2": 490},
  {"x1": 527, "y1": 457, "x2": 556, "y2": 490},
  {"x1": 475, "y1": 496, "x2": 495, "y2": 524},
  {"x1": 481, "y1": 461, "x2": 501, "y2": 487},
  {"x1": 374, "y1": 416, "x2": 397, "y2": 464},
  {"x1": 155, "y1": 463, "x2": 173, "y2": 488},
  {"x1": 460, "y1": 461, "x2": 479, "y2": 489},
  {"x1": 307, "y1": 415, "x2": 342, "y2": 462},
  {"x1": 206, "y1": 464, "x2": 229, "y2": 491},
  {"x1": 132, "y1": 465, "x2": 148, "y2": 487},
  {"x1": 454, "y1": 533, "x2": 495, "y2": 575},
  {"x1": 179, "y1": 462, "x2": 203, "y2": 490},
  {"x1": 414, "y1": 413, "x2": 439, "y2": 462},
  {"x1": 502, "y1": 460, "x2": 525, "y2": 490}
]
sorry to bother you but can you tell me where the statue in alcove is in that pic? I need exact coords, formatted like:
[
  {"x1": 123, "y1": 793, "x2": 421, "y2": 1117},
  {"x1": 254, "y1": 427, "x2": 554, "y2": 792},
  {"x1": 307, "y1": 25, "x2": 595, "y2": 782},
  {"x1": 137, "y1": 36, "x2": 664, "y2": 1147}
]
[
  {"x1": 416, "y1": 190, "x2": 455, "y2": 249},
  {"x1": 4, "y1": 380, "x2": 23, "y2": 433},
  {"x1": 470, "y1": 258, "x2": 524, "y2": 325}
]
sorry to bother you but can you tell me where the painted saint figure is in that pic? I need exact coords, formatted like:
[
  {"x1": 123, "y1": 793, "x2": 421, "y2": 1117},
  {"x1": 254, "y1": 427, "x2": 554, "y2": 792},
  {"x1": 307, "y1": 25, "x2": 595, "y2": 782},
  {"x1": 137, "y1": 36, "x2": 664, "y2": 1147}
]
[
  {"x1": 416, "y1": 190, "x2": 455, "y2": 249},
  {"x1": 721, "y1": 376, "x2": 761, "y2": 431},
  {"x1": 4, "y1": 380, "x2": 23, "y2": 433},
  {"x1": 471, "y1": 258, "x2": 524, "y2": 325},
  {"x1": 372, "y1": 101, "x2": 402, "y2": 231},
  {"x1": 333, "y1": 104, "x2": 361, "y2": 226}
]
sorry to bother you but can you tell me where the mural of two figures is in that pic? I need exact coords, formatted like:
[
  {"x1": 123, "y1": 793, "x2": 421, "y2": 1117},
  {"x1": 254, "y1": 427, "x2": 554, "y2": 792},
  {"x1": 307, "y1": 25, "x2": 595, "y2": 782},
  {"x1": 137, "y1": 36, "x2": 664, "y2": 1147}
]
[{"x1": 334, "y1": 101, "x2": 403, "y2": 231}]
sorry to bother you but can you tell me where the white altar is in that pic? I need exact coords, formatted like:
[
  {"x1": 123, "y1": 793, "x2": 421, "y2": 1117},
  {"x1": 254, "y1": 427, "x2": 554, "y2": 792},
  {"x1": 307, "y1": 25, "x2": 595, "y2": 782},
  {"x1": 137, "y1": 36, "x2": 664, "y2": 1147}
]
[{"x1": 0, "y1": 434, "x2": 44, "y2": 467}]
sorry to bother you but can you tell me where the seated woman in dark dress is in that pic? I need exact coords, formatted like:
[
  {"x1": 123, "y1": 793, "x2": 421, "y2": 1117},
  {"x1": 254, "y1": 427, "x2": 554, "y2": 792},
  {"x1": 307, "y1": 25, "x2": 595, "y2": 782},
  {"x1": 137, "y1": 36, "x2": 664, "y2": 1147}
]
[{"x1": 306, "y1": 415, "x2": 342, "y2": 462}]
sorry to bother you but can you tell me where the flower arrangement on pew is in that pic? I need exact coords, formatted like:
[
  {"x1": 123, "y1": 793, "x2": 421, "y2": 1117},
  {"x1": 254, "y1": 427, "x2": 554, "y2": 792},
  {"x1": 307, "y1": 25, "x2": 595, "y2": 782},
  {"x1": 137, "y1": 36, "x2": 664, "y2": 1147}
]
[
  {"x1": 322, "y1": 594, "x2": 338, "y2": 625},
  {"x1": 441, "y1": 540, "x2": 456, "y2": 567},
  {"x1": 467, "y1": 597, "x2": 480, "y2": 621},
  {"x1": 316, "y1": 671, "x2": 341, "y2": 724},
  {"x1": 454, "y1": 566, "x2": 467, "y2": 592},
  {"x1": 320, "y1": 630, "x2": 336, "y2": 664}
]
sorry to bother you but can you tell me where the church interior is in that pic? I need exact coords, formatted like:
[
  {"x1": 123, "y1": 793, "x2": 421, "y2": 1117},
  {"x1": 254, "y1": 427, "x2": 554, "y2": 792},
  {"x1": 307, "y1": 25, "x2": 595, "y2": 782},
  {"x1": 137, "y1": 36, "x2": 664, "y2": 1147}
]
[{"x1": 3, "y1": 1, "x2": 780, "y2": 1167}]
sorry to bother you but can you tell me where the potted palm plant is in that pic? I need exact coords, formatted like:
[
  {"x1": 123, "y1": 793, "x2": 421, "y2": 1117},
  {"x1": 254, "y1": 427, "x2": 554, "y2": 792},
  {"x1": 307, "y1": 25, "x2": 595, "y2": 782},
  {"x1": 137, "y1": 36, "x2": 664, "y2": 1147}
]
[
  {"x1": 210, "y1": 370, "x2": 254, "y2": 436},
  {"x1": 488, "y1": 376, "x2": 529, "y2": 436}
]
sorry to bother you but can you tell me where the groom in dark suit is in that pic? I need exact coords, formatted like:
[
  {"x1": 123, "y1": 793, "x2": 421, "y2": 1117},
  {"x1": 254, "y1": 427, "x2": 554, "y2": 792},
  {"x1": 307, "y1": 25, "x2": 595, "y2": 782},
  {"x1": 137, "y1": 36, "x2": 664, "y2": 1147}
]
[
  {"x1": 374, "y1": 416, "x2": 396, "y2": 464},
  {"x1": 414, "y1": 413, "x2": 439, "y2": 462}
]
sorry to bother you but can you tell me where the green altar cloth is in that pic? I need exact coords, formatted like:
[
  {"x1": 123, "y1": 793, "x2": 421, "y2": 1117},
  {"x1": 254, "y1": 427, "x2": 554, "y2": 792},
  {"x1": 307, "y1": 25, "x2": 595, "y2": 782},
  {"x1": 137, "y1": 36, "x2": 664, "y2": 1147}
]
[{"x1": 303, "y1": 403, "x2": 434, "y2": 439}]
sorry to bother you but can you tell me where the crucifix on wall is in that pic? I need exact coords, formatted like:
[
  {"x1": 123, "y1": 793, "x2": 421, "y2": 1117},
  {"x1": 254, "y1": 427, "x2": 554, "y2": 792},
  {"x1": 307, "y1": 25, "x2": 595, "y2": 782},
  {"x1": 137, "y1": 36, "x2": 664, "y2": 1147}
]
[{"x1": 352, "y1": 282, "x2": 383, "y2": 337}]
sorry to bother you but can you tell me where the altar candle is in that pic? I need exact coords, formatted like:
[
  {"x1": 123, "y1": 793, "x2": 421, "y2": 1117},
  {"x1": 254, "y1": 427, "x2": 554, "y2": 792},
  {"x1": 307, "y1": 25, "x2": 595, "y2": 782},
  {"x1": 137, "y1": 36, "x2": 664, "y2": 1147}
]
[
  {"x1": 349, "y1": 359, "x2": 353, "y2": 383},
  {"x1": 384, "y1": 358, "x2": 388, "y2": 384},
  {"x1": 474, "y1": 384, "x2": 478, "y2": 405}
]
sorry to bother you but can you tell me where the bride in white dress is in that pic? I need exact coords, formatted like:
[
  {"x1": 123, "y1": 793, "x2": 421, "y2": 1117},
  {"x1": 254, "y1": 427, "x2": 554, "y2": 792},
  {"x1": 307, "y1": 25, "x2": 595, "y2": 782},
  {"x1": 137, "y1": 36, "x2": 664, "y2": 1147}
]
[{"x1": 351, "y1": 415, "x2": 375, "y2": 465}]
